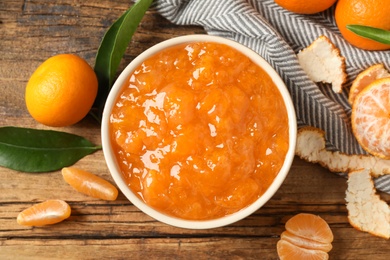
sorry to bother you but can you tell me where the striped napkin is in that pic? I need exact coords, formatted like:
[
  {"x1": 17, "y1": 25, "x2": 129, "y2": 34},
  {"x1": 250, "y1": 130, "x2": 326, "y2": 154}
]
[{"x1": 151, "y1": 0, "x2": 390, "y2": 193}]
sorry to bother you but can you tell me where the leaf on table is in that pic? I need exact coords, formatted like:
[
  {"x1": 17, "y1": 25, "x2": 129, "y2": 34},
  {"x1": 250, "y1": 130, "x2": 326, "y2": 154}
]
[
  {"x1": 346, "y1": 25, "x2": 390, "y2": 45},
  {"x1": 93, "y1": 0, "x2": 153, "y2": 118},
  {"x1": 0, "y1": 127, "x2": 101, "y2": 173}
]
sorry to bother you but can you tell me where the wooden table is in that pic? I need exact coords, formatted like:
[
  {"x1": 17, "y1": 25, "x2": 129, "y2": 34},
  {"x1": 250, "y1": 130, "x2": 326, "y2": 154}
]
[{"x1": 1, "y1": 1, "x2": 390, "y2": 259}]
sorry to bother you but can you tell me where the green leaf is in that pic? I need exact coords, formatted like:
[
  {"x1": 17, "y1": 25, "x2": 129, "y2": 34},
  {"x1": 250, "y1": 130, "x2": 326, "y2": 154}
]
[
  {"x1": 93, "y1": 0, "x2": 153, "y2": 118},
  {"x1": 0, "y1": 127, "x2": 101, "y2": 173},
  {"x1": 347, "y1": 25, "x2": 390, "y2": 45}
]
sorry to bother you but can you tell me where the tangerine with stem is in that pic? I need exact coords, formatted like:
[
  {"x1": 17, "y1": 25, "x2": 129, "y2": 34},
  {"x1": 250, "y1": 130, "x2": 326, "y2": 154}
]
[{"x1": 335, "y1": 0, "x2": 390, "y2": 50}]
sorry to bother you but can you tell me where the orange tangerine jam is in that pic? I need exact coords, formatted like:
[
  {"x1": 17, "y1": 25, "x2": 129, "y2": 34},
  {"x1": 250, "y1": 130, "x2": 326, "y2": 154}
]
[{"x1": 109, "y1": 42, "x2": 289, "y2": 220}]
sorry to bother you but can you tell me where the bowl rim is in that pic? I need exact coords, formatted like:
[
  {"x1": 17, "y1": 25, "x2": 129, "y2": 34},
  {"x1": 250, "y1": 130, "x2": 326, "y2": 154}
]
[{"x1": 101, "y1": 34, "x2": 297, "y2": 229}]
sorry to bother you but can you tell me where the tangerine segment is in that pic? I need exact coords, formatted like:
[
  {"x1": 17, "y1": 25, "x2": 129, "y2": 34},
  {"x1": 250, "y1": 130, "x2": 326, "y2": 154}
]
[
  {"x1": 277, "y1": 240, "x2": 329, "y2": 260},
  {"x1": 285, "y1": 213, "x2": 334, "y2": 244},
  {"x1": 281, "y1": 231, "x2": 333, "y2": 252},
  {"x1": 62, "y1": 167, "x2": 118, "y2": 201},
  {"x1": 17, "y1": 200, "x2": 71, "y2": 226},
  {"x1": 351, "y1": 78, "x2": 390, "y2": 159}
]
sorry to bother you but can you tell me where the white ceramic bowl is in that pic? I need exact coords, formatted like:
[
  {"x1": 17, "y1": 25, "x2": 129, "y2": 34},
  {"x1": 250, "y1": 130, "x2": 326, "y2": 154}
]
[{"x1": 101, "y1": 35, "x2": 297, "y2": 229}]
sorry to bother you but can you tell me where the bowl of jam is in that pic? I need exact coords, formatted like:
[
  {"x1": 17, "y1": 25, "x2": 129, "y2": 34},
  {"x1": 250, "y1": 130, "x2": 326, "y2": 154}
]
[{"x1": 101, "y1": 35, "x2": 297, "y2": 229}]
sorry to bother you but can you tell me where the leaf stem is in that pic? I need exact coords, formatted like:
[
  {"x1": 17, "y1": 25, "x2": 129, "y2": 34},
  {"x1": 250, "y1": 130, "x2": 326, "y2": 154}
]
[{"x1": 89, "y1": 109, "x2": 102, "y2": 124}]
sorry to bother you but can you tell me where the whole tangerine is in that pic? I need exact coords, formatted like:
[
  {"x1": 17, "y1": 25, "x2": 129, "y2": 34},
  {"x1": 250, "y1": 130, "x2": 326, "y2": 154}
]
[
  {"x1": 274, "y1": 0, "x2": 337, "y2": 14},
  {"x1": 25, "y1": 54, "x2": 98, "y2": 127},
  {"x1": 335, "y1": 0, "x2": 390, "y2": 51}
]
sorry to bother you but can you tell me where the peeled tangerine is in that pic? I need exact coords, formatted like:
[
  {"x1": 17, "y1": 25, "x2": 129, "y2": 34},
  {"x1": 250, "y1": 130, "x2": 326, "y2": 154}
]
[
  {"x1": 352, "y1": 78, "x2": 390, "y2": 159},
  {"x1": 62, "y1": 167, "x2": 118, "y2": 201},
  {"x1": 277, "y1": 213, "x2": 334, "y2": 260},
  {"x1": 17, "y1": 200, "x2": 71, "y2": 226}
]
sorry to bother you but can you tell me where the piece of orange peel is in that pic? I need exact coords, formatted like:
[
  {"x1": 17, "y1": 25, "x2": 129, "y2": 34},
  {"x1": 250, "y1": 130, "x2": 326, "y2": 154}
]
[
  {"x1": 296, "y1": 126, "x2": 390, "y2": 238},
  {"x1": 346, "y1": 169, "x2": 390, "y2": 239},
  {"x1": 295, "y1": 126, "x2": 390, "y2": 177},
  {"x1": 297, "y1": 35, "x2": 347, "y2": 93}
]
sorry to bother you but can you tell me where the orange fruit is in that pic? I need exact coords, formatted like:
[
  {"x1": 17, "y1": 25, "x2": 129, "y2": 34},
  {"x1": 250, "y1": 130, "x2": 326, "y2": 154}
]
[
  {"x1": 25, "y1": 54, "x2": 98, "y2": 127},
  {"x1": 335, "y1": 0, "x2": 390, "y2": 50},
  {"x1": 351, "y1": 78, "x2": 390, "y2": 159},
  {"x1": 62, "y1": 167, "x2": 118, "y2": 201},
  {"x1": 349, "y1": 64, "x2": 390, "y2": 105},
  {"x1": 274, "y1": 0, "x2": 337, "y2": 14},
  {"x1": 17, "y1": 200, "x2": 71, "y2": 226},
  {"x1": 277, "y1": 213, "x2": 334, "y2": 260}
]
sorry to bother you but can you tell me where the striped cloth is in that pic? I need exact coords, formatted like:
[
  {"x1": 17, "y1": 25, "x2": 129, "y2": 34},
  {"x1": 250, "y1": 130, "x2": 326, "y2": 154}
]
[{"x1": 151, "y1": 0, "x2": 390, "y2": 193}]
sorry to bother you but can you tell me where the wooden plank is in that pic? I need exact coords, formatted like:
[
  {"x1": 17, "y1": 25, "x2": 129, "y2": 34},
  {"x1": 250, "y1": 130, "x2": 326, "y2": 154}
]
[{"x1": 1, "y1": 234, "x2": 390, "y2": 260}]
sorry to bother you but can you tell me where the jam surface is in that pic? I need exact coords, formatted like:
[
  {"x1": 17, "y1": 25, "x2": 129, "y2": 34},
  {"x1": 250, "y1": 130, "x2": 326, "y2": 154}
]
[{"x1": 109, "y1": 42, "x2": 289, "y2": 220}]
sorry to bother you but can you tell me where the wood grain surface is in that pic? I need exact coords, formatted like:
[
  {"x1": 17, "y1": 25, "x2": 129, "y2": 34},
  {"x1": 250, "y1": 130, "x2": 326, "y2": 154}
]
[{"x1": 1, "y1": 1, "x2": 390, "y2": 259}]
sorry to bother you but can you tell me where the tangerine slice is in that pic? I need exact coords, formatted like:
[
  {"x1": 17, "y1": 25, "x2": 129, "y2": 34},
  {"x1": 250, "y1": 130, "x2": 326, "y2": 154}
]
[
  {"x1": 277, "y1": 239, "x2": 329, "y2": 260},
  {"x1": 351, "y1": 78, "x2": 390, "y2": 159},
  {"x1": 281, "y1": 231, "x2": 333, "y2": 252},
  {"x1": 277, "y1": 213, "x2": 333, "y2": 259},
  {"x1": 349, "y1": 64, "x2": 390, "y2": 105},
  {"x1": 62, "y1": 167, "x2": 118, "y2": 201},
  {"x1": 285, "y1": 213, "x2": 334, "y2": 244},
  {"x1": 17, "y1": 200, "x2": 71, "y2": 226}
]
